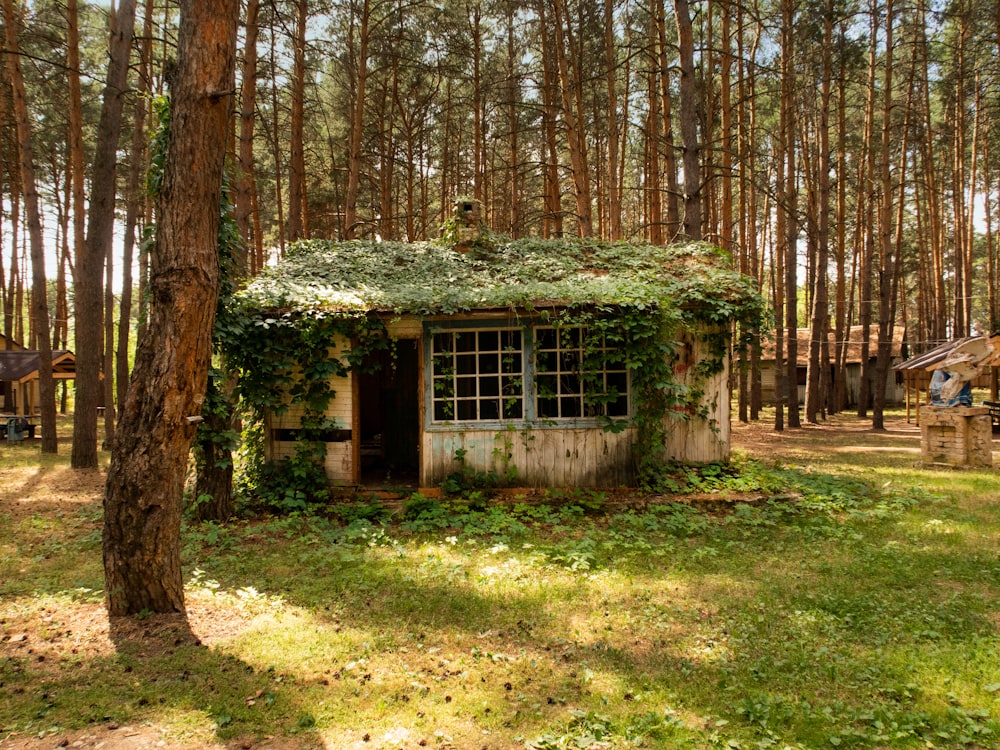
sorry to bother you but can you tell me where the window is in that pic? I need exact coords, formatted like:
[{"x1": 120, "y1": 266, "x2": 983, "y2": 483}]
[
  {"x1": 427, "y1": 322, "x2": 630, "y2": 425},
  {"x1": 535, "y1": 326, "x2": 629, "y2": 420},
  {"x1": 431, "y1": 329, "x2": 524, "y2": 422}
]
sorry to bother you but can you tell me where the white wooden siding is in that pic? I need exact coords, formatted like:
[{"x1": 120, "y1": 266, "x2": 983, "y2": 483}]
[
  {"x1": 265, "y1": 335, "x2": 356, "y2": 486},
  {"x1": 663, "y1": 335, "x2": 730, "y2": 463},
  {"x1": 421, "y1": 426, "x2": 638, "y2": 487}
]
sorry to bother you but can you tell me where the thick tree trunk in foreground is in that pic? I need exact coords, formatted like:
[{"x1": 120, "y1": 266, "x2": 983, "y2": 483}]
[{"x1": 103, "y1": 0, "x2": 238, "y2": 617}]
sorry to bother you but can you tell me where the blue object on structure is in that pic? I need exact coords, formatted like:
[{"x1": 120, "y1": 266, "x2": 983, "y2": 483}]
[{"x1": 929, "y1": 369, "x2": 973, "y2": 407}]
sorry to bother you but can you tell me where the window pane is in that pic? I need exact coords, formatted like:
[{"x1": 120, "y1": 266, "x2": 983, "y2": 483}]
[
  {"x1": 503, "y1": 398, "x2": 523, "y2": 419},
  {"x1": 561, "y1": 396, "x2": 581, "y2": 418},
  {"x1": 538, "y1": 395, "x2": 558, "y2": 418},
  {"x1": 456, "y1": 377, "x2": 477, "y2": 397},
  {"x1": 502, "y1": 330, "x2": 522, "y2": 350},
  {"x1": 609, "y1": 394, "x2": 628, "y2": 416},
  {"x1": 536, "y1": 328, "x2": 557, "y2": 349},
  {"x1": 454, "y1": 332, "x2": 476, "y2": 352},
  {"x1": 502, "y1": 352, "x2": 522, "y2": 373},
  {"x1": 480, "y1": 399, "x2": 500, "y2": 421},
  {"x1": 457, "y1": 400, "x2": 477, "y2": 420},
  {"x1": 434, "y1": 400, "x2": 453, "y2": 421},
  {"x1": 479, "y1": 330, "x2": 498, "y2": 351},
  {"x1": 456, "y1": 354, "x2": 477, "y2": 375},
  {"x1": 536, "y1": 350, "x2": 556, "y2": 372},
  {"x1": 560, "y1": 373, "x2": 581, "y2": 396},
  {"x1": 479, "y1": 352, "x2": 499, "y2": 374},
  {"x1": 536, "y1": 374, "x2": 557, "y2": 399},
  {"x1": 480, "y1": 377, "x2": 500, "y2": 397},
  {"x1": 502, "y1": 375, "x2": 523, "y2": 396},
  {"x1": 561, "y1": 327, "x2": 580, "y2": 347},
  {"x1": 560, "y1": 351, "x2": 581, "y2": 373},
  {"x1": 433, "y1": 332, "x2": 452, "y2": 352}
]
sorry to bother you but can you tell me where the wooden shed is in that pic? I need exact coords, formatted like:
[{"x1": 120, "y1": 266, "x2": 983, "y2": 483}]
[
  {"x1": 759, "y1": 326, "x2": 905, "y2": 408},
  {"x1": 0, "y1": 350, "x2": 76, "y2": 415},
  {"x1": 228, "y1": 237, "x2": 763, "y2": 489}
]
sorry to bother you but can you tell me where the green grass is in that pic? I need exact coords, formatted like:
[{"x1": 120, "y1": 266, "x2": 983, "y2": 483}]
[{"x1": 2, "y1": 415, "x2": 999, "y2": 748}]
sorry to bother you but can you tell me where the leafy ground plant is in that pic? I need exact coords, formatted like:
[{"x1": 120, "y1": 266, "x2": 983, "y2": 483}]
[{"x1": 1, "y1": 413, "x2": 999, "y2": 749}]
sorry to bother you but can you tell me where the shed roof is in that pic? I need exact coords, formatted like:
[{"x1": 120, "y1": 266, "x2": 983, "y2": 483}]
[
  {"x1": 235, "y1": 238, "x2": 760, "y2": 318},
  {"x1": 763, "y1": 325, "x2": 904, "y2": 366},
  {"x1": 893, "y1": 335, "x2": 1000, "y2": 372},
  {"x1": 0, "y1": 350, "x2": 75, "y2": 383},
  {"x1": 0, "y1": 334, "x2": 23, "y2": 351}
]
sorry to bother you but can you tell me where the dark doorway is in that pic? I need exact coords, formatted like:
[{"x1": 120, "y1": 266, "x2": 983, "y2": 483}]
[{"x1": 358, "y1": 339, "x2": 420, "y2": 485}]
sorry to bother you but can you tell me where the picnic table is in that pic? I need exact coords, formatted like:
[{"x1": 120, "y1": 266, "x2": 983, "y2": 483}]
[{"x1": 984, "y1": 400, "x2": 1000, "y2": 432}]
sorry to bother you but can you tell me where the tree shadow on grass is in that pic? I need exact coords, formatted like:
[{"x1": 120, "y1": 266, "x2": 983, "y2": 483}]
[{"x1": 105, "y1": 613, "x2": 330, "y2": 749}]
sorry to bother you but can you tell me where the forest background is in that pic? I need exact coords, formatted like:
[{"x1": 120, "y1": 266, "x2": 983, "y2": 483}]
[{"x1": 0, "y1": 0, "x2": 998, "y2": 456}]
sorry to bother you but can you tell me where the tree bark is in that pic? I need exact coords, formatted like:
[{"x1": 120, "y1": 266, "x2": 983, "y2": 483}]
[
  {"x1": 287, "y1": 0, "x2": 307, "y2": 243},
  {"x1": 674, "y1": 0, "x2": 701, "y2": 240},
  {"x1": 551, "y1": 0, "x2": 593, "y2": 237},
  {"x1": 103, "y1": 0, "x2": 238, "y2": 617},
  {"x1": 117, "y1": 0, "x2": 155, "y2": 411},
  {"x1": 72, "y1": 0, "x2": 137, "y2": 468},
  {"x1": 780, "y1": 0, "x2": 799, "y2": 428},
  {"x1": 344, "y1": 0, "x2": 370, "y2": 240},
  {"x1": 236, "y1": 0, "x2": 260, "y2": 275},
  {"x1": 2, "y1": 0, "x2": 57, "y2": 451},
  {"x1": 806, "y1": 4, "x2": 833, "y2": 424}
]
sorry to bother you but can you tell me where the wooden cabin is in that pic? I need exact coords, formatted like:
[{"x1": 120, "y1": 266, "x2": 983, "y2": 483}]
[
  {"x1": 231, "y1": 234, "x2": 762, "y2": 490},
  {"x1": 0, "y1": 350, "x2": 76, "y2": 415},
  {"x1": 759, "y1": 326, "x2": 906, "y2": 408}
]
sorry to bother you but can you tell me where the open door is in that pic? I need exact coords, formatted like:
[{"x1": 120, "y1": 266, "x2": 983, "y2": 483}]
[{"x1": 358, "y1": 339, "x2": 420, "y2": 486}]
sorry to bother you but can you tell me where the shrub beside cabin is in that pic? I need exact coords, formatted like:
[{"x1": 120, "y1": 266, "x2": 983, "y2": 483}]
[{"x1": 226, "y1": 227, "x2": 764, "y2": 489}]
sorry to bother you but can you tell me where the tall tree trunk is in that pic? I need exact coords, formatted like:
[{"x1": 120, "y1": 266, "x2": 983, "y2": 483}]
[
  {"x1": 780, "y1": 0, "x2": 799, "y2": 427},
  {"x1": 104, "y1": 0, "x2": 238, "y2": 616},
  {"x1": 604, "y1": 0, "x2": 621, "y2": 240},
  {"x1": 551, "y1": 0, "x2": 593, "y2": 236},
  {"x1": 2, "y1": 0, "x2": 56, "y2": 450},
  {"x1": 832, "y1": 20, "x2": 849, "y2": 414},
  {"x1": 538, "y1": 0, "x2": 562, "y2": 237},
  {"x1": 117, "y1": 0, "x2": 155, "y2": 411},
  {"x1": 857, "y1": 0, "x2": 878, "y2": 418},
  {"x1": 806, "y1": 4, "x2": 833, "y2": 424},
  {"x1": 286, "y1": 0, "x2": 307, "y2": 243},
  {"x1": 719, "y1": 1, "x2": 734, "y2": 253},
  {"x1": 872, "y1": 0, "x2": 900, "y2": 431},
  {"x1": 236, "y1": 0, "x2": 260, "y2": 274},
  {"x1": 72, "y1": 0, "x2": 137, "y2": 468},
  {"x1": 674, "y1": 0, "x2": 702, "y2": 240},
  {"x1": 655, "y1": 0, "x2": 680, "y2": 238},
  {"x1": 344, "y1": 0, "x2": 370, "y2": 239}
]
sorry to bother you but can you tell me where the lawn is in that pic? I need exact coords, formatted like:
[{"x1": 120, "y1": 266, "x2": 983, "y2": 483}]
[{"x1": 1, "y1": 413, "x2": 999, "y2": 750}]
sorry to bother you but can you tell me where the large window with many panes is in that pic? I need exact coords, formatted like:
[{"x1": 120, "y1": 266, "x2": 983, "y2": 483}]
[
  {"x1": 431, "y1": 329, "x2": 524, "y2": 422},
  {"x1": 534, "y1": 326, "x2": 629, "y2": 419},
  {"x1": 429, "y1": 323, "x2": 629, "y2": 425}
]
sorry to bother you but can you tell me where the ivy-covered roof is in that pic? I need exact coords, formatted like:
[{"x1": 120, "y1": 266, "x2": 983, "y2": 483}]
[{"x1": 234, "y1": 237, "x2": 762, "y2": 321}]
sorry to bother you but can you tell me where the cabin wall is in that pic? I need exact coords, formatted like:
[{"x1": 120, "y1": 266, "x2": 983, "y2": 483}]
[
  {"x1": 266, "y1": 335, "x2": 356, "y2": 485},
  {"x1": 421, "y1": 426, "x2": 638, "y2": 487},
  {"x1": 759, "y1": 360, "x2": 904, "y2": 408},
  {"x1": 663, "y1": 337, "x2": 730, "y2": 463}
]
